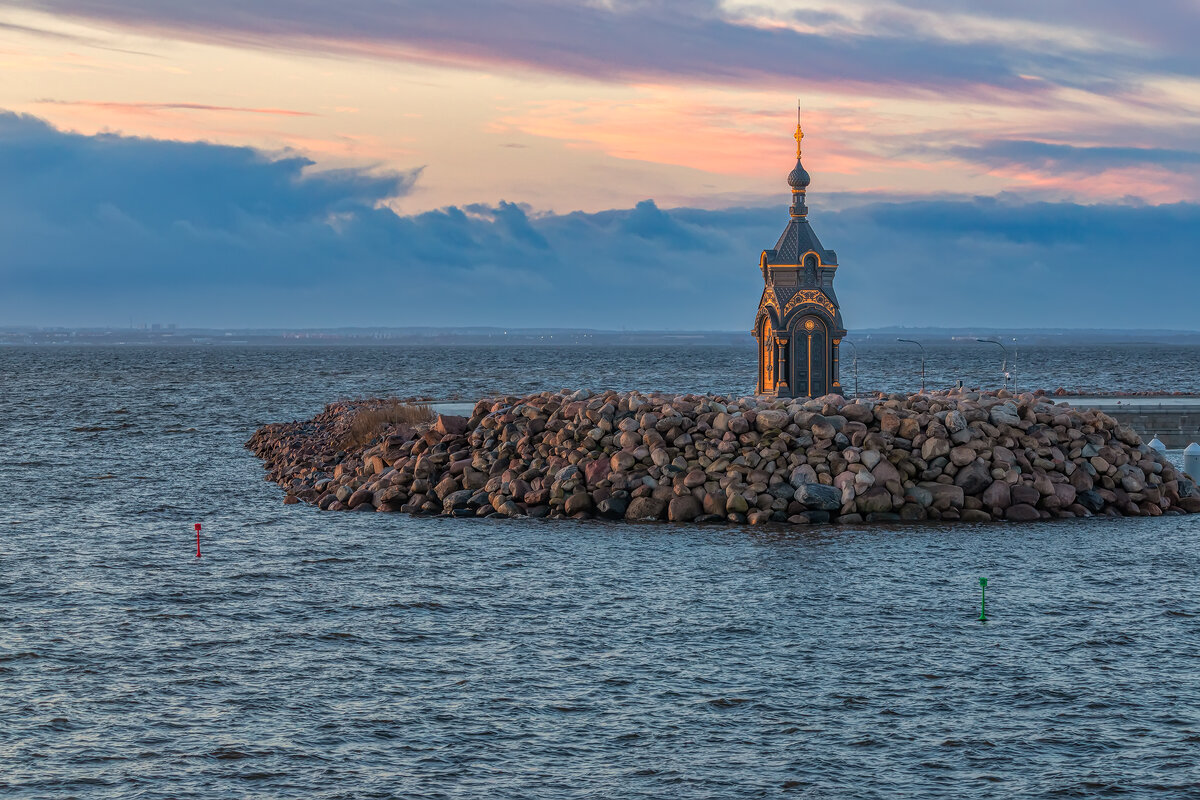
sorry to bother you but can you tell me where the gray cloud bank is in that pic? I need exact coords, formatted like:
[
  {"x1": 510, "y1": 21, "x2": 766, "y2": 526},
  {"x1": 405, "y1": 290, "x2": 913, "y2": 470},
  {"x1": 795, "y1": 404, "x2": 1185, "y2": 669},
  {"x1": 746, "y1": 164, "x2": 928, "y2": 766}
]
[{"x1": 2, "y1": 112, "x2": 1197, "y2": 330}]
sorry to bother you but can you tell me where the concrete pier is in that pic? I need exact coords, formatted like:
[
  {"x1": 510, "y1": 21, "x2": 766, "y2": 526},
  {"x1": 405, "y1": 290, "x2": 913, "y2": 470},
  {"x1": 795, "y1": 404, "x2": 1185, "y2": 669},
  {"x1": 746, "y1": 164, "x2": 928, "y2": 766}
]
[{"x1": 1065, "y1": 397, "x2": 1200, "y2": 448}]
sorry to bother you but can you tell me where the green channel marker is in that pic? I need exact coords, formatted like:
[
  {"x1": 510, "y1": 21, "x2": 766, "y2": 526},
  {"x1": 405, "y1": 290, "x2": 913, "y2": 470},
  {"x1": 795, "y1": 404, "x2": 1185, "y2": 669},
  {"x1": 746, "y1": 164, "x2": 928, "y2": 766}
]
[{"x1": 979, "y1": 577, "x2": 988, "y2": 622}]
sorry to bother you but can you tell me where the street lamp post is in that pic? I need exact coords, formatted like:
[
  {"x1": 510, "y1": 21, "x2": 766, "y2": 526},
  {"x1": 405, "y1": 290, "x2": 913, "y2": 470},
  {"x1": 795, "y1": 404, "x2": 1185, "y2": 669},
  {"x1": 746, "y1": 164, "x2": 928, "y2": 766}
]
[
  {"x1": 976, "y1": 338, "x2": 1010, "y2": 391},
  {"x1": 843, "y1": 339, "x2": 859, "y2": 399},
  {"x1": 896, "y1": 338, "x2": 926, "y2": 393}
]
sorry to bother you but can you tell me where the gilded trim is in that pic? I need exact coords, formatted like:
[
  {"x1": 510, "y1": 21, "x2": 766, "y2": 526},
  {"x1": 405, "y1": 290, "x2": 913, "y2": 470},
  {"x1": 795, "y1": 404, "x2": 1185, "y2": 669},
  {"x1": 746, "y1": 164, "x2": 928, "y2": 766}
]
[{"x1": 782, "y1": 289, "x2": 836, "y2": 319}]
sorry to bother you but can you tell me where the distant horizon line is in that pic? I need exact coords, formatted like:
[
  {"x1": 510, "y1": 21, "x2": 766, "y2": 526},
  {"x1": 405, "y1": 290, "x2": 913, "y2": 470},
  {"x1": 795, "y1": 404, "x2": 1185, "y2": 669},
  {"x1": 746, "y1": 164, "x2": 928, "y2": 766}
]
[{"x1": 7, "y1": 325, "x2": 1200, "y2": 336}]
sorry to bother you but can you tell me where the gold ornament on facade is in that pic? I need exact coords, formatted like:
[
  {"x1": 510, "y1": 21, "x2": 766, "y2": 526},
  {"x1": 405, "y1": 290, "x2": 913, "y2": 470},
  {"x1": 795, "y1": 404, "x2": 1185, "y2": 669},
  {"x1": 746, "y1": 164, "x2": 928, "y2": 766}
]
[{"x1": 783, "y1": 289, "x2": 836, "y2": 319}]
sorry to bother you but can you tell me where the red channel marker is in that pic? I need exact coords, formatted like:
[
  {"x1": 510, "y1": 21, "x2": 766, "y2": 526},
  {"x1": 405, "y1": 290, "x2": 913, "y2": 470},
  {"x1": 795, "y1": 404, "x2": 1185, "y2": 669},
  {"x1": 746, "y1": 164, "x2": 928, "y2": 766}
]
[{"x1": 195, "y1": 523, "x2": 202, "y2": 558}]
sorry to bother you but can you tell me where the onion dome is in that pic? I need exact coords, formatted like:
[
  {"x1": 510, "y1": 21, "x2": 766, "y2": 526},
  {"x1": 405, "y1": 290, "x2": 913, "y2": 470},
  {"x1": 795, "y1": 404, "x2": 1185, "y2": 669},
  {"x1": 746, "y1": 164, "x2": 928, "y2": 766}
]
[{"x1": 787, "y1": 159, "x2": 811, "y2": 189}]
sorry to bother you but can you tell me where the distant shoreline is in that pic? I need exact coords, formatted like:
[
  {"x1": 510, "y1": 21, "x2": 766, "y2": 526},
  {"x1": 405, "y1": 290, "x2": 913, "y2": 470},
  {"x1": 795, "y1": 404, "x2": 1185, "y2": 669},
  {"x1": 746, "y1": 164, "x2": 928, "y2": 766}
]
[{"x1": 9, "y1": 326, "x2": 1200, "y2": 347}]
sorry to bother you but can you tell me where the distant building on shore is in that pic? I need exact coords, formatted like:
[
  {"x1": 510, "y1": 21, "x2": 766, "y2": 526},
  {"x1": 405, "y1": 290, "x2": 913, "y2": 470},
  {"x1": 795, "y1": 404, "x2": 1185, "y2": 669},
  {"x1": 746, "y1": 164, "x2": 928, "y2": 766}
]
[{"x1": 753, "y1": 109, "x2": 846, "y2": 398}]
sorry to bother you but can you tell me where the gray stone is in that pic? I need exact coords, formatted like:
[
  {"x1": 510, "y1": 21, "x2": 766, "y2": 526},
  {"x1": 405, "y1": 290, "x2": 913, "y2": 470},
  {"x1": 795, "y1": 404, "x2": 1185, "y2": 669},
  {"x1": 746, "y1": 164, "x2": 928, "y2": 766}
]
[
  {"x1": 1077, "y1": 489, "x2": 1104, "y2": 513},
  {"x1": 1005, "y1": 503, "x2": 1040, "y2": 521},
  {"x1": 754, "y1": 409, "x2": 790, "y2": 432},
  {"x1": 857, "y1": 487, "x2": 893, "y2": 514},
  {"x1": 871, "y1": 459, "x2": 902, "y2": 486},
  {"x1": 949, "y1": 446, "x2": 975, "y2": 467},
  {"x1": 904, "y1": 485, "x2": 934, "y2": 507},
  {"x1": 668, "y1": 495, "x2": 701, "y2": 522},
  {"x1": 921, "y1": 437, "x2": 951, "y2": 461},
  {"x1": 597, "y1": 496, "x2": 629, "y2": 519},
  {"x1": 1011, "y1": 484, "x2": 1040, "y2": 506},
  {"x1": 990, "y1": 404, "x2": 1021, "y2": 427},
  {"x1": 794, "y1": 482, "x2": 842, "y2": 511},
  {"x1": 981, "y1": 480, "x2": 1011, "y2": 509},
  {"x1": 918, "y1": 482, "x2": 965, "y2": 509},
  {"x1": 954, "y1": 461, "x2": 992, "y2": 495},
  {"x1": 788, "y1": 464, "x2": 818, "y2": 487},
  {"x1": 441, "y1": 489, "x2": 475, "y2": 511},
  {"x1": 841, "y1": 403, "x2": 875, "y2": 424},
  {"x1": 564, "y1": 492, "x2": 593, "y2": 515},
  {"x1": 625, "y1": 496, "x2": 666, "y2": 520}
]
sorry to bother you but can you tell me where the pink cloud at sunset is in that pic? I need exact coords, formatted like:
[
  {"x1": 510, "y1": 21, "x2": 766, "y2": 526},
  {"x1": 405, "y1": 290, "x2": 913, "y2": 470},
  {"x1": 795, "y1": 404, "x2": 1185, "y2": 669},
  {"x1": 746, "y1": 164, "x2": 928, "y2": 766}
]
[{"x1": 0, "y1": 1, "x2": 1197, "y2": 211}]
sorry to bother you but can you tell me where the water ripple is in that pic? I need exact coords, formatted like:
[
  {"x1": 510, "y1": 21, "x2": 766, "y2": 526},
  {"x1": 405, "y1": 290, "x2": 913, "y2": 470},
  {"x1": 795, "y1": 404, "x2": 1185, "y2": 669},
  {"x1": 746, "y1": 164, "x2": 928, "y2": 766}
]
[{"x1": 2, "y1": 344, "x2": 1200, "y2": 798}]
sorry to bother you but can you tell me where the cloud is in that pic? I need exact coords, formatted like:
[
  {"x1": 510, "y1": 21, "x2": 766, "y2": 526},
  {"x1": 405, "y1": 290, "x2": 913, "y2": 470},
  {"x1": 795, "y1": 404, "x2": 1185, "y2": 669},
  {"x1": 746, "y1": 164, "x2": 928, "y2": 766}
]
[
  {"x1": 34, "y1": 99, "x2": 318, "y2": 117},
  {"x1": 0, "y1": 18, "x2": 158, "y2": 56},
  {"x1": 3, "y1": 112, "x2": 1200, "y2": 330},
  {"x1": 951, "y1": 139, "x2": 1200, "y2": 171},
  {"x1": 7, "y1": 0, "x2": 1191, "y2": 100}
]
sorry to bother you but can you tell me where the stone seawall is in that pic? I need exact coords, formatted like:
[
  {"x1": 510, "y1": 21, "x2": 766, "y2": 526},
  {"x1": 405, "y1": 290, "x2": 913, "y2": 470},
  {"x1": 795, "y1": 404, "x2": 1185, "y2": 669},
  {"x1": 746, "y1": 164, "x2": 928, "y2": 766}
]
[
  {"x1": 247, "y1": 390, "x2": 1200, "y2": 524},
  {"x1": 1061, "y1": 399, "x2": 1200, "y2": 449}
]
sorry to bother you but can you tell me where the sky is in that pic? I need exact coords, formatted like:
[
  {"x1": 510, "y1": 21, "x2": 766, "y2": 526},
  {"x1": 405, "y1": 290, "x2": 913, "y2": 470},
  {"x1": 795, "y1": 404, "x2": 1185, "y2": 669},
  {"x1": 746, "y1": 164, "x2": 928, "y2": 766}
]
[{"x1": 1, "y1": 0, "x2": 1198, "y2": 330}]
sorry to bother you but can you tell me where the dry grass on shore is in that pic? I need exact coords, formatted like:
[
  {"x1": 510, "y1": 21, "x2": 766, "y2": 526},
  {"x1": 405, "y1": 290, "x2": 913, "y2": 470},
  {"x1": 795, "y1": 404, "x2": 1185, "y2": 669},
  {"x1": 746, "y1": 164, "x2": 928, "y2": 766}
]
[{"x1": 340, "y1": 399, "x2": 434, "y2": 450}]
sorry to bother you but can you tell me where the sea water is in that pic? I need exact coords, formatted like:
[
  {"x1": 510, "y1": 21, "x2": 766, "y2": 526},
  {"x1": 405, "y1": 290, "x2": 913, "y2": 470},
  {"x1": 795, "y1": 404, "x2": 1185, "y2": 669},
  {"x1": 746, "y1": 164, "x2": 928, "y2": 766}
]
[{"x1": 2, "y1": 344, "x2": 1198, "y2": 798}]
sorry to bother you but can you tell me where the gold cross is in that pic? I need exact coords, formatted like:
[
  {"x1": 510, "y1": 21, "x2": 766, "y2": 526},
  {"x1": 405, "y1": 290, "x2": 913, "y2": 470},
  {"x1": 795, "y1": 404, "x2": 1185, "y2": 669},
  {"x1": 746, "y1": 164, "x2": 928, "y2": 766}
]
[{"x1": 794, "y1": 123, "x2": 803, "y2": 158}]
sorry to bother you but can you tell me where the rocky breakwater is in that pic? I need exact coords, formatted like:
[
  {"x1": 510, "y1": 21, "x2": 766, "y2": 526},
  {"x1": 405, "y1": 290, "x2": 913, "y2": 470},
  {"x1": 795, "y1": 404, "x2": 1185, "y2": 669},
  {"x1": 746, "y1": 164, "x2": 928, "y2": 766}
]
[{"x1": 247, "y1": 390, "x2": 1200, "y2": 524}]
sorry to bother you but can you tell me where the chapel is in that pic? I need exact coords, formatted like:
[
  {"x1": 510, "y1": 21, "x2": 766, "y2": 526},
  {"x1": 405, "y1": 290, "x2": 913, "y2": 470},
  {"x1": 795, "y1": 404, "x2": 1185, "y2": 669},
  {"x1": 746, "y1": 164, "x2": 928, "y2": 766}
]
[{"x1": 753, "y1": 110, "x2": 846, "y2": 398}]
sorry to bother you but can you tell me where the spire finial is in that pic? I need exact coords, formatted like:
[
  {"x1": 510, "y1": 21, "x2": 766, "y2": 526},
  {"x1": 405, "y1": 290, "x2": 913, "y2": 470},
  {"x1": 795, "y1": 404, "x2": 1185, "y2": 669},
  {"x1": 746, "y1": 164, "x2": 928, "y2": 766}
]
[{"x1": 794, "y1": 100, "x2": 803, "y2": 158}]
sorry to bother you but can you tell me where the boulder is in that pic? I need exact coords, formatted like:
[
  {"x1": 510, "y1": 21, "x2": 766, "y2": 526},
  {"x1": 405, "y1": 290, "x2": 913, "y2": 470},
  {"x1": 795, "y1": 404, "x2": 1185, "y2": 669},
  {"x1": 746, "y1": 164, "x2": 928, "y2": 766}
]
[
  {"x1": 625, "y1": 496, "x2": 666, "y2": 520},
  {"x1": 857, "y1": 487, "x2": 893, "y2": 514},
  {"x1": 954, "y1": 461, "x2": 992, "y2": 496},
  {"x1": 703, "y1": 490, "x2": 728, "y2": 516},
  {"x1": 990, "y1": 404, "x2": 1021, "y2": 427},
  {"x1": 981, "y1": 480, "x2": 1011, "y2": 509},
  {"x1": 726, "y1": 492, "x2": 750, "y2": 514},
  {"x1": 949, "y1": 446, "x2": 976, "y2": 467},
  {"x1": 585, "y1": 458, "x2": 612, "y2": 486},
  {"x1": 794, "y1": 482, "x2": 842, "y2": 511},
  {"x1": 754, "y1": 409, "x2": 790, "y2": 432},
  {"x1": 921, "y1": 437, "x2": 951, "y2": 461},
  {"x1": 441, "y1": 489, "x2": 475, "y2": 512},
  {"x1": 918, "y1": 482, "x2": 964, "y2": 510},
  {"x1": 564, "y1": 492, "x2": 593, "y2": 515},
  {"x1": 668, "y1": 495, "x2": 701, "y2": 522},
  {"x1": 433, "y1": 414, "x2": 470, "y2": 437},
  {"x1": 904, "y1": 485, "x2": 933, "y2": 508},
  {"x1": 871, "y1": 459, "x2": 901, "y2": 486},
  {"x1": 841, "y1": 403, "x2": 875, "y2": 424},
  {"x1": 811, "y1": 420, "x2": 837, "y2": 439},
  {"x1": 597, "y1": 496, "x2": 629, "y2": 519},
  {"x1": 611, "y1": 451, "x2": 637, "y2": 472},
  {"x1": 1011, "y1": 484, "x2": 1040, "y2": 506},
  {"x1": 1005, "y1": 503, "x2": 1040, "y2": 522},
  {"x1": 1077, "y1": 490, "x2": 1105, "y2": 513}
]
